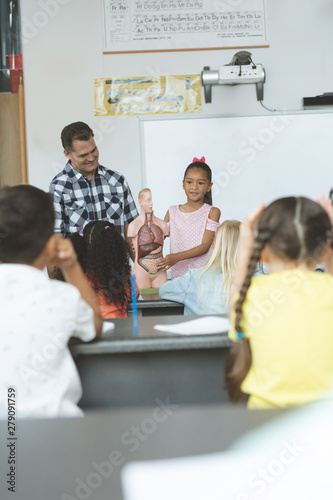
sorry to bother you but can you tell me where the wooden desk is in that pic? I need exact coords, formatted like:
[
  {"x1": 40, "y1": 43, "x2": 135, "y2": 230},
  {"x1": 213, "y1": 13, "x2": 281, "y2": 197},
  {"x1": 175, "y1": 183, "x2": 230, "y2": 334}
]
[
  {"x1": 70, "y1": 315, "x2": 232, "y2": 409},
  {"x1": 127, "y1": 294, "x2": 184, "y2": 316},
  {"x1": 0, "y1": 405, "x2": 285, "y2": 500}
]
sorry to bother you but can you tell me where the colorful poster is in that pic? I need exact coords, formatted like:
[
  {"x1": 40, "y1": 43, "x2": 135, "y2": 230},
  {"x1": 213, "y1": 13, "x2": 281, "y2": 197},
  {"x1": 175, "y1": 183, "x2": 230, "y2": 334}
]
[{"x1": 94, "y1": 75, "x2": 202, "y2": 115}]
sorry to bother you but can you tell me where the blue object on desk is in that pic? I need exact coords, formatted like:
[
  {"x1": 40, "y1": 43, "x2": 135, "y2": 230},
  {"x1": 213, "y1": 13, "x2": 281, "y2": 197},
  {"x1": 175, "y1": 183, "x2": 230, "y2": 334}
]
[{"x1": 131, "y1": 274, "x2": 138, "y2": 337}]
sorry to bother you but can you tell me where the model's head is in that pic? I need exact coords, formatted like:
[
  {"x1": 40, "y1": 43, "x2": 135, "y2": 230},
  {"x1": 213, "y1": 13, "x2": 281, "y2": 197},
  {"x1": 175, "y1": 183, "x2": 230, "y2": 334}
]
[
  {"x1": 183, "y1": 160, "x2": 213, "y2": 205},
  {"x1": 0, "y1": 184, "x2": 54, "y2": 264},
  {"x1": 138, "y1": 188, "x2": 153, "y2": 213}
]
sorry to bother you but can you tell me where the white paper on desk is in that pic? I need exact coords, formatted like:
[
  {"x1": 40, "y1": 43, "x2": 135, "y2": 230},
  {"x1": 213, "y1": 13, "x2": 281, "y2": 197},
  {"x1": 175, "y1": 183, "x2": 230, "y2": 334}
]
[
  {"x1": 121, "y1": 453, "x2": 237, "y2": 500},
  {"x1": 153, "y1": 316, "x2": 230, "y2": 335},
  {"x1": 102, "y1": 321, "x2": 115, "y2": 334},
  {"x1": 121, "y1": 452, "x2": 273, "y2": 500},
  {"x1": 122, "y1": 447, "x2": 313, "y2": 500}
]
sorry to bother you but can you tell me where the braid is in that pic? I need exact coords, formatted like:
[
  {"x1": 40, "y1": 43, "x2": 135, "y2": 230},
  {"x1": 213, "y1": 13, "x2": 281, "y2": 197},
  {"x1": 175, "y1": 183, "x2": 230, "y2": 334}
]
[
  {"x1": 234, "y1": 229, "x2": 269, "y2": 333},
  {"x1": 225, "y1": 227, "x2": 270, "y2": 403},
  {"x1": 224, "y1": 339, "x2": 252, "y2": 402}
]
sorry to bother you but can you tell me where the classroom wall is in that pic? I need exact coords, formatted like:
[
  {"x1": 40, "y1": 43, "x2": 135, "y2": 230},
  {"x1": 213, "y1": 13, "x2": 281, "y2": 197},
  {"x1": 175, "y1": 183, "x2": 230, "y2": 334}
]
[{"x1": 20, "y1": 0, "x2": 333, "y2": 210}]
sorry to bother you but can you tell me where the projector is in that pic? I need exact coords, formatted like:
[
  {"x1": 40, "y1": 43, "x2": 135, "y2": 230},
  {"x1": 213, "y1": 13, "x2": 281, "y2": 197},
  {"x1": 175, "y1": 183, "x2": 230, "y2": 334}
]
[
  {"x1": 218, "y1": 64, "x2": 265, "y2": 85},
  {"x1": 201, "y1": 51, "x2": 265, "y2": 103}
]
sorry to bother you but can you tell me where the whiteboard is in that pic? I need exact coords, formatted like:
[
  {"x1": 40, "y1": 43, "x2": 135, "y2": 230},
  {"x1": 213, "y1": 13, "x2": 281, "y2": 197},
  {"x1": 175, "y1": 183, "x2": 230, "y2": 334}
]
[
  {"x1": 140, "y1": 112, "x2": 333, "y2": 226},
  {"x1": 103, "y1": 0, "x2": 268, "y2": 53}
]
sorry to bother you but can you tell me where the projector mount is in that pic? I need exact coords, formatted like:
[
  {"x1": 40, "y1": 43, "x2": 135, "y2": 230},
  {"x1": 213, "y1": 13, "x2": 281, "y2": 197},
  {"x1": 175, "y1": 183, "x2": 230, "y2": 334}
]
[{"x1": 201, "y1": 51, "x2": 265, "y2": 103}]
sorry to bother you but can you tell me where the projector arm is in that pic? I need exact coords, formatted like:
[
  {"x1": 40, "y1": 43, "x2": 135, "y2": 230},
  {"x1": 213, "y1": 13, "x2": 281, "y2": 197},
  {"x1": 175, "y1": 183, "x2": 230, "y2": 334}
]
[
  {"x1": 201, "y1": 66, "x2": 219, "y2": 104},
  {"x1": 256, "y1": 80, "x2": 265, "y2": 101}
]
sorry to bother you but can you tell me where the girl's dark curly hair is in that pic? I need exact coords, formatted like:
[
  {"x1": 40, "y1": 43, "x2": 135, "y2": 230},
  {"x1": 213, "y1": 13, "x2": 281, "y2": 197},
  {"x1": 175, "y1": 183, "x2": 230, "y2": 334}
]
[{"x1": 71, "y1": 221, "x2": 132, "y2": 315}]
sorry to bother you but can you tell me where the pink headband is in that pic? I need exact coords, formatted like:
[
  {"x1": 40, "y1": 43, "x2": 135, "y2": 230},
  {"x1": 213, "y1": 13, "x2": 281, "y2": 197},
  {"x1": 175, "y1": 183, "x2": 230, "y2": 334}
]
[{"x1": 193, "y1": 156, "x2": 205, "y2": 163}]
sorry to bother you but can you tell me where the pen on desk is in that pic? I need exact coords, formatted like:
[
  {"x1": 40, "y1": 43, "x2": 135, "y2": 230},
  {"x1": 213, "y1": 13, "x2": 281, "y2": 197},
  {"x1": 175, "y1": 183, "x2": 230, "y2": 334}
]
[{"x1": 131, "y1": 274, "x2": 138, "y2": 337}]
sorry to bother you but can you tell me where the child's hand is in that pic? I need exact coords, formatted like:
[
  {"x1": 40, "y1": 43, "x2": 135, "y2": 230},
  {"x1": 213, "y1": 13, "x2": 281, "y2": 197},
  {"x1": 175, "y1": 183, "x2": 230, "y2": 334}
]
[
  {"x1": 317, "y1": 196, "x2": 333, "y2": 275},
  {"x1": 317, "y1": 195, "x2": 333, "y2": 228},
  {"x1": 240, "y1": 203, "x2": 265, "y2": 255},
  {"x1": 158, "y1": 254, "x2": 179, "y2": 271},
  {"x1": 53, "y1": 238, "x2": 78, "y2": 270}
]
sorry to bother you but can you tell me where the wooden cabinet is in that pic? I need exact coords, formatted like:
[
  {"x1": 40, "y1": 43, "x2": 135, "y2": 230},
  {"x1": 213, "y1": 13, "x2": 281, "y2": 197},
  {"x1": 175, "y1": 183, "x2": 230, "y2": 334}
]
[{"x1": 0, "y1": 93, "x2": 23, "y2": 187}]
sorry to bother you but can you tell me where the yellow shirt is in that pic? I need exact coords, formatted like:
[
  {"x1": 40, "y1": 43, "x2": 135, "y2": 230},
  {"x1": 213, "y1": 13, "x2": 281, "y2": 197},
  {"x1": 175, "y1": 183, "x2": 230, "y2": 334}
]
[{"x1": 229, "y1": 270, "x2": 333, "y2": 409}]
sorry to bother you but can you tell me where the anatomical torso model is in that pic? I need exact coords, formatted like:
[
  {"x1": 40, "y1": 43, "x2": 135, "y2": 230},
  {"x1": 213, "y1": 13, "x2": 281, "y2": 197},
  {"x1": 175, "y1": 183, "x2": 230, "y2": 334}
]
[{"x1": 127, "y1": 189, "x2": 169, "y2": 289}]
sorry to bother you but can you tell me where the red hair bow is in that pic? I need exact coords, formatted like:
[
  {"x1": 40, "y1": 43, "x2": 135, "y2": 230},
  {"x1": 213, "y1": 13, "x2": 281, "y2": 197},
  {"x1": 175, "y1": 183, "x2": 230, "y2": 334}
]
[{"x1": 193, "y1": 156, "x2": 205, "y2": 163}]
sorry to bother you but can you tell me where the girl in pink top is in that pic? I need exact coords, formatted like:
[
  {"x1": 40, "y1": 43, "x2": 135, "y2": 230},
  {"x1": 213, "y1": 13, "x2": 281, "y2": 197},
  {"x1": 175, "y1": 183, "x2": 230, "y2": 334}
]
[{"x1": 158, "y1": 158, "x2": 221, "y2": 278}]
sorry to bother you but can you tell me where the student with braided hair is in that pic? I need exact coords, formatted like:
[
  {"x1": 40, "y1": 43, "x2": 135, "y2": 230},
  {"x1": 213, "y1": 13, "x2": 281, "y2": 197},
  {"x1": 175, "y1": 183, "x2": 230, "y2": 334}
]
[{"x1": 225, "y1": 195, "x2": 333, "y2": 409}]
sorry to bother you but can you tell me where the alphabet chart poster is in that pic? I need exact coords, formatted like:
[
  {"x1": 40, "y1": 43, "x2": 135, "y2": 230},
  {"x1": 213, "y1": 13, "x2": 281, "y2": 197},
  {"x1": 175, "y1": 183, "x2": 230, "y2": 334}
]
[{"x1": 103, "y1": 0, "x2": 268, "y2": 53}]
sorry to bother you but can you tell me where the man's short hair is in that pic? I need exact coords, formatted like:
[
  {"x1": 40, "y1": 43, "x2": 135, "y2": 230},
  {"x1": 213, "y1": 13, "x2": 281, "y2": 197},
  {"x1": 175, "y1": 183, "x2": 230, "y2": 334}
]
[
  {"x1": 0, "y1": 185, "x2": 55, "y2": 264},
  {"x1": 61, "y1": 122, "x2": 94, "y2": 153}
]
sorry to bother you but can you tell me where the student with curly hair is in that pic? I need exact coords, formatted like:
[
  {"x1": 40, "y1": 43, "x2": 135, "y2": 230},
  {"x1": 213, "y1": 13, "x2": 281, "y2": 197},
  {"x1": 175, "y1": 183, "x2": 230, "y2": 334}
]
[{"x1": 68, "y1": 221, "x2": 137, "y2": 318}]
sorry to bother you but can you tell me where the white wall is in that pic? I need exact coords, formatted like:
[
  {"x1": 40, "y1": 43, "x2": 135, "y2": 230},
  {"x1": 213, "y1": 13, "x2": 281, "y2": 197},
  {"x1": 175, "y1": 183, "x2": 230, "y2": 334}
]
[{"x1": 21, "y1": 0, "x2": 333, "y2": 209}]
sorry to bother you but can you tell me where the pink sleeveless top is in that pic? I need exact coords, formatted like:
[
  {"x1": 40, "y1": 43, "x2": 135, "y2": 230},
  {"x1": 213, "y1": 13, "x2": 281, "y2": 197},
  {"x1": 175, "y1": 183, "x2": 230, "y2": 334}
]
[{"x1": 168, "y1": 203, "x2": 220, "y2": 279}]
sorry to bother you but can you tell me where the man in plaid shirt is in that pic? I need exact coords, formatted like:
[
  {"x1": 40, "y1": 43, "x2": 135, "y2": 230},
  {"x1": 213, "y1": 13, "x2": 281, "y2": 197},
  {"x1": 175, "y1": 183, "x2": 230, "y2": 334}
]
[{"x1": 49, "y1": 122, "x2": 138, "y2": 240}]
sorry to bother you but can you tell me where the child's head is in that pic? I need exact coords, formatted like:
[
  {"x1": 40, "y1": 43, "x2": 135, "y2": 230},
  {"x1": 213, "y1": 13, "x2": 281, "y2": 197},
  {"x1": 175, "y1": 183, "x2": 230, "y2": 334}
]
[
  {"x1": 215, "y1": 220, "x2": 241, "y2": 286},
  {"x1": 183, "y1": 159, "x2": 213, "y2": 205},
  {"x1": 235, "y1": 196, "x2": 332, "y2": 333},
  {"x1": 206, "y1": 220, "x2": 240, "y2": 273},
  {"x1": 258, "y1": 196, "x2": 332, "y2": 264},
  {"x1": 70, "y1": 221, "x2": 132, "y2": 312},
  {"x1": 200, "y1": 220, "x2": 241, "y2": 301},
  {"x1": 0, "y1": 185, "x2": 54, "y2": 264}
]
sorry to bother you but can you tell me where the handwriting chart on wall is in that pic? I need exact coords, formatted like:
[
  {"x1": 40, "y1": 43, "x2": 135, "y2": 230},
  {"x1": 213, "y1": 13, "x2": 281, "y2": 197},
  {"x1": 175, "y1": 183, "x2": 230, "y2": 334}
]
[{"x1": 103, "y1": 0, "x2": 268, "y2": 53}]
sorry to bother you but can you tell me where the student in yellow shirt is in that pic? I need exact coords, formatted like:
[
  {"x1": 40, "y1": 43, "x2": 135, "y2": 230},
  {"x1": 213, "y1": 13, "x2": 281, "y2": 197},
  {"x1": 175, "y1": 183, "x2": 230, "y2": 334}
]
[{"x1": 226, "y1": 195, "x2": 333, "y2": 409}]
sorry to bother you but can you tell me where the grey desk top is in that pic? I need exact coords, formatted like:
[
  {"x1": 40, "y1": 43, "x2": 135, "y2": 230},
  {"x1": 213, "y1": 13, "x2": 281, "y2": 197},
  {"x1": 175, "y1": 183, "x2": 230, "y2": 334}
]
[
  {"x1": 128, "y1": 294, "x2": 184, "y2": 311},
  {"x1": 0, "y1": 404, "x2": 286, "y2": 500},
  {"x1": 70, "y1": 315, "x2": 232, "y2": 355}
]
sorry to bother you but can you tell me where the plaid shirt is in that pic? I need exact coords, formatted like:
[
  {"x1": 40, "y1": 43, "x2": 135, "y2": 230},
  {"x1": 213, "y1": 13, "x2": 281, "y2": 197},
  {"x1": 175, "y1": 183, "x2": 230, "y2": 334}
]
[{"x1": 49, "y1": 162, "x2": 138, "y2": 237}]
